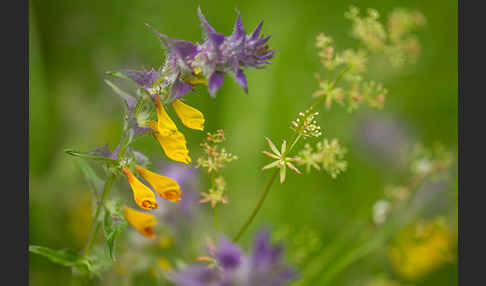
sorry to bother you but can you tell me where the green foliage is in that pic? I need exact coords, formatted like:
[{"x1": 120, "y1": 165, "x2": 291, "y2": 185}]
[
  {"x1": 296, "y1": 138, "x2": 347, "y2": 178},
  {"x1": 28, "y1": 245, "x2": 112, "y2": 278},
  {"x1": 103, "y1": 200, "x2": 128, "y2": 261},
  {"x1": 29, "y1": 245, "x2": 82, "y2": 267},
  {"x1": 66, "y1": 149, "x2": 118, "y2": 164},
  {"x1": 75, "y1": 159, "x2": 105, "y2": 195}
]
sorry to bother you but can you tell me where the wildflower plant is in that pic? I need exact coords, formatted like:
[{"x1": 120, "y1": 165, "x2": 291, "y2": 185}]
[
  {"x1": 28, "y1": 5, "x2": 444, "y2": 286},
  {"x1": 313, "y1": 6, "x2": 425, "y2": 113},
  {"x1": 197, "y1": 129, "x2": 237, "y2": 212},
  {"x1": 29, "y1": 7, "x2": 274, "y2": 278},
  {"x1": 232, "y1": 6, "x2": 425, "y2": 244}
]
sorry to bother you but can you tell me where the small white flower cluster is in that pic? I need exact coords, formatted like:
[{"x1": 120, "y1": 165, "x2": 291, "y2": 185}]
[
  {"x1": 296, "y1": 138, "x2": 347, "y2": 178},
  {"x1": 196, "y1": 130, "x2": 238, "y2": 173},
  {"x1": 200, "y1": 176, "x2": 228, "y2": 208},
  {"x1": 196, "y1": 130, "x2": 237, "y2": 208},
  {"x1": 291, "y1": 110, "x2": 322, "y2": 138}
]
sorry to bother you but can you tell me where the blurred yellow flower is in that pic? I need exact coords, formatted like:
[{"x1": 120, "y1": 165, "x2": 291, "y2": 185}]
[
  {"x1": 124, "y1": 206, "x2": 158, "y2": 239},
  {"x1": 387, "y1": 219, "x2": 456, "y2": 281},
  {"x1": 68, "y1": 195, "x2": 92, "y2": 247},
  {"x1": 157, "y1": 257, "x2": 173, "y2": 271},
  {"x1": 158, "y1": 235, "x2": 173, "y2": 249},
  {"x1": 136, "y1": 165, "x2": 182, "y2": 202},
  {"x1": 122, "y1": 166, "x2": 159, "y2": 211},
  {"x1": 171, "y1": 99, "x2": 205, "y2": 131},
  {"x1": 150, "y1": 97, "x2": 192, "y2": 164}
]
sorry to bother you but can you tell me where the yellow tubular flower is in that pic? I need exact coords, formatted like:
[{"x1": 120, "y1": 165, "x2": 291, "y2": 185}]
[
  {"x1": 153, "y1": 131, "x2": 192, "y2": 164},
  {"x1": 122, "y1": 166, "x2": 159, "y2": 211},
  {"x1": 150, "y1": 97, "x2": 192, "y2": 164},
  {"x1": 124, "y1": 206, "x2": 157, "y2": 239},
  {"x1": 154, "y1": 97, "x2": 178, "y2": 136},
  {"x1": 171, "y1": 100, "x2": 205, "y2": 131},
  {"x1": 136, "y1": 165, "x2": 182, "y2": 202}
]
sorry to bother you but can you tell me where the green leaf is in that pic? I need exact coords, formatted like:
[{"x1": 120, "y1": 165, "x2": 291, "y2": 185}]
[
  {"x1": 72, "y1": 249, "x2": 113, "y2": 278},
  {"x1": 29, "y1": 245, "x2": 81, "y2": 267},
  {"x1": 103, "y1": 201, "x2": 128, "y2": 261},
  {"x1": 65, "y1": 149, "x2": 118, "y2": 164},
  {"x1": 105, "y1": 70, "x2": 130, "y2": 81},
  {"x1": 75, "y1": 159, "x2": 104, "y2": 194},
  {"x1": 104, "y1": 79, "x2": 137, "y2": 109}
]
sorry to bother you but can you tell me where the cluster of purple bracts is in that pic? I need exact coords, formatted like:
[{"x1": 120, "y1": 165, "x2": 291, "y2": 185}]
[
  {"x1": 171, "y1": 230, "x2": 296, "y2": 286},
  {"x1": 123, "y1": 7, "x2": 275, "y2": 100}
]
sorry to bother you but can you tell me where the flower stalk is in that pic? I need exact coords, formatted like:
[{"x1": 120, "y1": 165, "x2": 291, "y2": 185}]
[{"x1": 233, "y1": 67, "x2": 350, "y2": 242}]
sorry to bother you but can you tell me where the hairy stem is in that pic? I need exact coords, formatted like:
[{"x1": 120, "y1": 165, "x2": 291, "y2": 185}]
[{"x1": 83, "y1": 172, "x2": 116, "y2": 256}]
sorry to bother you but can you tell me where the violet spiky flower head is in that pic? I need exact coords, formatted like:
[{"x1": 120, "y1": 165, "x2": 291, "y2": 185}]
[
  {"x1": 194, "y1": 7, "x2": 276, "y2": 97},
  {"x1": 145, "y1": 8, "x2": 275, "y2": 100},
  {"x1": 147, "y1": 24, "x2": 200, "y2": 101}
]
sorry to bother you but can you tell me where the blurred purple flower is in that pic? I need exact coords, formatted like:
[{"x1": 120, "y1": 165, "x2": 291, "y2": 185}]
[
  {"x1": 172, "y1": 265, "x2": 220, "y2": 286},
  {"x1": 153, "y1": 163, "x2": 201, "y2": 229},
  {"x1": 355, "y1": 113, "x2": 415, "y2": 168},
  {"x1": 247, "y1": 230, "x2": 297, "y2": 286},
  {"x1": 215, "y1": 237, "x2": 242, "y2": 270},
  {"x1": 89, "y1": 143, "x2": 120, "y2": 160},
  {"x1": 172, "y1": 229, "x2": 296, "y2": 286}
]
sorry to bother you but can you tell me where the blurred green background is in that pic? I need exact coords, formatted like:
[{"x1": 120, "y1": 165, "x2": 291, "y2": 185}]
[{"x1": 29, "y1": 0, "x2": 457, "y2": 285}]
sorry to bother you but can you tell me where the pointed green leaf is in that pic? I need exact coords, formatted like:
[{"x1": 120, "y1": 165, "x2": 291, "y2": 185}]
[
  {"x1": 65, "y1": 149, "x2": 117, "y2": 164},
  {"x1": 29, "y1": 245, "x2": 81, "y2": 267},
  {"x1": 105, "y1": 70, "x2": 130, "y2": 81}
]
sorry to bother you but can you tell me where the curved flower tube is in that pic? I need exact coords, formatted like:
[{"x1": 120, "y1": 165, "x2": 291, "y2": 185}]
[
  {"x1": 171, "y1": 99, "x2": 205, "y2": 131},
  {"x1": 124, "y1": 206, "x2": 158, "y2": 239},
  {"x1": 122, "y1": 166, "x2": 159, "y2": 211},
  {"x1": 136, "y1": 165, "x2": 182, "y2": 202}
]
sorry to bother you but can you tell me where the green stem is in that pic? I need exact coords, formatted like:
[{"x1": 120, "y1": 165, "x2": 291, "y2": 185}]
[
  {"x1": 233, "y1": 67, "x2": 350, "y2": 242},
  {"x1": 214, "y1": 206, "x2": 220, "y2": 231},
  {"x1": 83, "y1": 172, "x2": 116, "y2": 256},
  {"x1": 319, "y1": 235, "x2": 385, "y2": 286},
  {"x1": 233, "y1": 169, "x2": 279, "y2": 242}
]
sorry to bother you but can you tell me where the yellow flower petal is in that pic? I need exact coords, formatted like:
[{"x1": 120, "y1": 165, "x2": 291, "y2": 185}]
[
  {"x1": 136, "y1": 165, "x2": 182, "y2": 202},
  {"x1": 171, "y1": 100, "x2": 205, "y2": 131},
  {"x1": 153, "y1": 130, "x2": 192, "y2": 164},
  {"x1": 124, "y1": 206, "x2": 157, "y2": 239},
  {"x1": 153, "y1": 97, "x2": 178, "y2": 136},
  {"x1": 122, "y1": 166, "x2": 159, "y2": 211}
]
